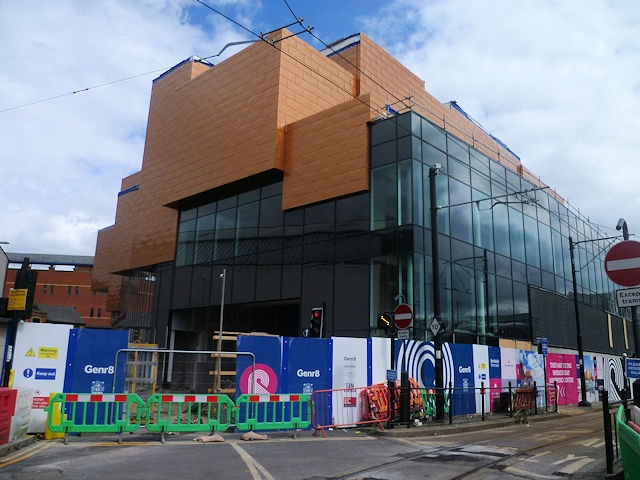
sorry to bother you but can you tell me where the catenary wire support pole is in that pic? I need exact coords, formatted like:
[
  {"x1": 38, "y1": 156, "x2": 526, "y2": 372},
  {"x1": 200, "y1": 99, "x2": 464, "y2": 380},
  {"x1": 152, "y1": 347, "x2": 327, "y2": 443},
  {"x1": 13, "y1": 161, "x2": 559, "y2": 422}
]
[
  {"x1": 215, "y1": 268, "x2": 227, "y2": 393},
  {"x1": 570, "y1": 233, "x2": 621, "y2": 407},
  {"x1": 617, "y1": 218, "x2": 639, "y2": 356},
  {"x1": 429, "y1": 164, "x2": 445, "y2": 421}
]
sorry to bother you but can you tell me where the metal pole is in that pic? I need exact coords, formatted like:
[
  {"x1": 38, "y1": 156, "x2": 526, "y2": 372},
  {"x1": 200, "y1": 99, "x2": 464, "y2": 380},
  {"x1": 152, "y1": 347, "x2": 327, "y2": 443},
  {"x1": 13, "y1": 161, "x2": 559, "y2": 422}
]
[
  {"x1": 602, "y1": 389, "x2": 613, "y2": 474},
  {"x1": 569, "y1": 236, "x2": 590, "y2": 407},
  {"x1": 429, "y1": 165, "x2": 445, "y2": 421},
  {"x1": 617, "y1": 219, "x2": 639, "y2": 355},
  {"x1": 215, "y1": 268, "x2": 227, "y2": 393}
]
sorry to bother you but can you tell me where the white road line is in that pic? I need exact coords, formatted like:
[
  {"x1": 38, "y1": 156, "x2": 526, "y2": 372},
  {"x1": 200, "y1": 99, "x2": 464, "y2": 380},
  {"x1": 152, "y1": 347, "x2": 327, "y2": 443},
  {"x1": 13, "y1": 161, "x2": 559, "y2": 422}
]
[{"x1": 230, "y1": 442, "x2": 276, "y2": 480}]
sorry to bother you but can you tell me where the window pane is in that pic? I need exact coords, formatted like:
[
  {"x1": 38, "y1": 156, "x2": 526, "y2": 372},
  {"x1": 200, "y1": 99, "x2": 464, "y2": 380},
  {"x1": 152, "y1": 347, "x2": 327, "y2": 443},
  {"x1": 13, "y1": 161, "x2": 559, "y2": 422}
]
[
  {"x1": 524, "y1": 214, "x2": 540, "y2": 268},
  {"x1": 493, "y1": 203, "x2": 510, "y2": 257},
  {"x1": 236, "y1": 202, "x2": 259, "y2": 256},
  {"x1": 399, "y1": 160, "x2": 412, "y2": 226},
  {"x1": 195, "y1": 213, "x2": 215, "y2": 264},
  {"x1": 214, "y1": 209, "x2": 236, "y2": 260},
  {"x1": 509, "y1": 207, "x2": 525, "y2": 262},
  {"x1": 371, "y1": 164, "x2": 397, "y2": 230},
  {"x1": 447, "y1": 135, "x2": 470, "y2": 164},
  {"x1": 422, "y1": 118, "x2": 446, "y2": 151},
  {"x1": 176, "y1": 218, "x2": 196, "y2": 266}
]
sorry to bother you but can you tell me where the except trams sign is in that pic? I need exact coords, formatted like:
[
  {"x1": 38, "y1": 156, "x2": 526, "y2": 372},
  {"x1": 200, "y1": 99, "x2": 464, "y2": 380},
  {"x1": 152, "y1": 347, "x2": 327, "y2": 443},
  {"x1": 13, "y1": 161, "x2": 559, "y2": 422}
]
[{"x1": 616, "y1": 287, "x2": 640, "y2": 308}]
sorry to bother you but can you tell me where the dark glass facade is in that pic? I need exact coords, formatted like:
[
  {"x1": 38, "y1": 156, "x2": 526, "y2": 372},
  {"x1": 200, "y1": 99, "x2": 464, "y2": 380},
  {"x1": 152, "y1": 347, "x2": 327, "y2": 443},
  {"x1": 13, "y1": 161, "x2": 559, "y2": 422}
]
[
  {"x1": 369, "y1": 111, "x2": 623, "y2": 346},
  {"x1": 148, "y1": 110, "x2": 626, "y2": 351}
]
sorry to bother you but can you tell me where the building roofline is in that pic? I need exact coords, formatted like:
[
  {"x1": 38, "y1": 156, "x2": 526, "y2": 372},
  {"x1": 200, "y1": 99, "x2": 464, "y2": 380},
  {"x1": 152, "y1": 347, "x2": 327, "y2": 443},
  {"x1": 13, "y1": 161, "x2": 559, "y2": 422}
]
[{"x1": 6, "y1": 253, "x2": 94, "y2": 267}]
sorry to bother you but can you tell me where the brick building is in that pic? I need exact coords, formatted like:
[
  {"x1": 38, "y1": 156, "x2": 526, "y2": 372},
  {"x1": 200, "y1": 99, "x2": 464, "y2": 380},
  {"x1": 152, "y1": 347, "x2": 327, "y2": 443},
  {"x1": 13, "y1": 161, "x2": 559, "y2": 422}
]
[
  {"x1": 92, "y1": 30, "x2": 630, "y2": 357},
  {"x1": 4, "y1": 254, "x2": 110, "y2": 328}
]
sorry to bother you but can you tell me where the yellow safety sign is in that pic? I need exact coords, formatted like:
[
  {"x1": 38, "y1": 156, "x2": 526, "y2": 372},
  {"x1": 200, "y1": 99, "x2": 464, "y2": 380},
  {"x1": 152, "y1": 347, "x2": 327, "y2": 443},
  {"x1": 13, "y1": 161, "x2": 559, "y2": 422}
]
[
  {"x1": 26, "y1": 348, "x2": 36, "y2": 357},
  {"x1": 38, "y1": 347, "x2": 59, "y2": 359},
  {"x1": 7, "y1": 289, "x2": 27, "y2": 311}
]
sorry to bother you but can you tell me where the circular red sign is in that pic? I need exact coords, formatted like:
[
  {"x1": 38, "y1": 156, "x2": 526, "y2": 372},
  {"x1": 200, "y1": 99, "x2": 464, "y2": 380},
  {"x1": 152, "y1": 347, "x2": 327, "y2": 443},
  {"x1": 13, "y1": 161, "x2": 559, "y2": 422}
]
[
  {"x1": 394, "y1": 303, "x2": 413, "y2": 329},
  {"x1": 605, "y1": 240, "x2": 640, "y2": 287}
]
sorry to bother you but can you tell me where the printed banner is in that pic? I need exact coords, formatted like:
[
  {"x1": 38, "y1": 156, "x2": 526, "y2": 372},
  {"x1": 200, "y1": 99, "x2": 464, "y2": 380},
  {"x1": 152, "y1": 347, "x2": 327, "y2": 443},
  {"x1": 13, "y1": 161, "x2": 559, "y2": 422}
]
[
  {"x1": 64, "y1": 328, "x2": 129, "y2": 394},
  {"x1": 473, "y1": 345, "x2": 490, "y2": 414},
  {"x1": 488, "y1": 346, "x2": 502, "y2": 412},
  {"x1": 285, "y1": 337, "x2": 331, "y2": 394},
  {"x1": 370, "y1": 337, "x2": 391, "y2": 385},
  {"x1": 545, "y1": 352, "x2": 578, "y2": 405},
  {"x1": 236, "y1": 335, "x2": 282, "y2": 394},
  {"x1": 449, "y1": 343, "x2": 475, "y2": 416},
  {"x1": 331, "y1": 337, "x2": 368, "y2": 426},
  {"x1": 11, "y1": 322, "x2": 73, "y2": 433}
]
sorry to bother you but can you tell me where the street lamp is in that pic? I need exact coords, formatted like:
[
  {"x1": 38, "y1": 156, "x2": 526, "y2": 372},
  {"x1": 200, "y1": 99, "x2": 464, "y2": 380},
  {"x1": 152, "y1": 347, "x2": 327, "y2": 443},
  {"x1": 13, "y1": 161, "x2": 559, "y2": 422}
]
[
  {"x1": 214, "y1": 268, "x2": 227, "y2": 393},
  {"x1": 569, "y1": 233, "x2": 621, "y2": 407},
  {"x1": 616, "y1": 218, "x2": 639, "y2": 356}
]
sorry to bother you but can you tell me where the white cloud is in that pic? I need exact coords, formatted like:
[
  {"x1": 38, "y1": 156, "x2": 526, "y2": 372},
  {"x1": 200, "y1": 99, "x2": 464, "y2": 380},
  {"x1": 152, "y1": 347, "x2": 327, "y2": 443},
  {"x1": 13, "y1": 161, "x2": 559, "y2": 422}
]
[
  {"x1": 2, "y1": 0, "x2": 639, "y2": 259},
  {"x1": 0, "y1": 0, "x2": 248, "y2": 255},
  {"x1": 364, "y1": 0, "x2": 640, "y2": 235}
]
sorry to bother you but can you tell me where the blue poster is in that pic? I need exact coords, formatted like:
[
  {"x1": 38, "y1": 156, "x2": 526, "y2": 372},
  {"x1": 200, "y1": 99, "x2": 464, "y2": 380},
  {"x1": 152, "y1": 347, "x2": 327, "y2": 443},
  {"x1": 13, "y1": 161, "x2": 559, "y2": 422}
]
[
  {"x1": 63, "y1": 328, "x2": 129, "y2": 393},
  {"x1": 285, "y1": 337, "x2": 332, "y2": 394},
  {"x1": 63, "y1": 328, "x2": 129, "y2": 426},
  {"x1": 449, "y1": 343, "x2": 475, "y2": 415},
  {"x1": 236, "y1": 335, "x2": 282, "y2": 394},
  {"x1": 488, "y1": 346, "x2": 501, "y2": 379}
]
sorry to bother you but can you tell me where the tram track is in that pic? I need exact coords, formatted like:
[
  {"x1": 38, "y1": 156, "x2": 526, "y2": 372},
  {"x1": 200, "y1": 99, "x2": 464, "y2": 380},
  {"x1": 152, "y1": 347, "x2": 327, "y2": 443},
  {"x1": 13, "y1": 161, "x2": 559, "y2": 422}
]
[{"x1": 334, "y1": 411, "x2": 603, "y2": 479}]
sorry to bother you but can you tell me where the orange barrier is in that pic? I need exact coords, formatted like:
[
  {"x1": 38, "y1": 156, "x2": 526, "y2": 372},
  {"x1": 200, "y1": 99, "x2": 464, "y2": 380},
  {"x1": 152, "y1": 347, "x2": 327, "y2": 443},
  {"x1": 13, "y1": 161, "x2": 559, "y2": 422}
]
[
  {"x1": 394, "y1": 378, "x2": 424, "y2": 417},
  {"x1": 361, "y1": 383, "x2": 390, "y2": 421},
  {"x1": 312, "y1": 386, "x2": 389, "y2": 436}
]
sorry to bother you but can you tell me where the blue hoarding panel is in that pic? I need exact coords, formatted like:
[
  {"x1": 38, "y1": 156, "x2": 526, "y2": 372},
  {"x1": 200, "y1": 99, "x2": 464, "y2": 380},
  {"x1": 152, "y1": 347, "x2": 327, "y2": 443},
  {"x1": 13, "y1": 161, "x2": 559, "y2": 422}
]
[
  {"x1": 449, "y1": 343, "x2": 475, "y2": 416},
  {"x1": 64, "y1": 329, "x2": 129, "y2": 393},
  {"x1": 63, "y1": 329, "x2": 129, "y2": 426},
  {"x1": 236, "y1": 335, "x2": 282, "y2": 395},
  {"x1": 286, "y1": 337, "x2": 331, "y2": 394}
]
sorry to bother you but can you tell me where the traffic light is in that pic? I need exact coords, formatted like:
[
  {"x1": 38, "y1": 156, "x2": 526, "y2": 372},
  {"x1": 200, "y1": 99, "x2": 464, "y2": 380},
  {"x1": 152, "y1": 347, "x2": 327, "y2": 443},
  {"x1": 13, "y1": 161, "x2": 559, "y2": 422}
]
[
  {"x1": 310, "y1": 307, "x2": 324, "y2": 337},
  {"x1": 378, "y1": 312, "x2": 395, "y2": 336},
  {"x1": 378, "y1": 313, "x2": 392, "y2": 330}
]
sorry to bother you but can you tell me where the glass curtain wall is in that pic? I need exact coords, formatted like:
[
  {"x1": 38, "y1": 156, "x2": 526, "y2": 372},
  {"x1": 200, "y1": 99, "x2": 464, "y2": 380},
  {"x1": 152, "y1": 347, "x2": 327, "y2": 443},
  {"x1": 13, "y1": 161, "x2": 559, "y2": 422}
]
[{"x1": 370, "y1": 111, "x2": 621, "y2": 345}]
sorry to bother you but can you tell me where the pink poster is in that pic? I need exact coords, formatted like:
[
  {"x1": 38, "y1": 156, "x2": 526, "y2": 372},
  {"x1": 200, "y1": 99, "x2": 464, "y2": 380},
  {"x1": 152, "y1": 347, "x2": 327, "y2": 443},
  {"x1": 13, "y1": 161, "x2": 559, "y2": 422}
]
[{"x1": 545, "y1": 353, "x2": 578, "y2": 405}]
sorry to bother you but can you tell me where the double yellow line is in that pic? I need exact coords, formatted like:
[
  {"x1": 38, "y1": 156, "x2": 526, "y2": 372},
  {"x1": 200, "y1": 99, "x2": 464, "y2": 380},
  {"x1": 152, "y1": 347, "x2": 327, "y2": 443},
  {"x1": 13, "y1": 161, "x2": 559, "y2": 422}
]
[{"x1": 0, "y1": 441, "x2": 53, "y2": 468}]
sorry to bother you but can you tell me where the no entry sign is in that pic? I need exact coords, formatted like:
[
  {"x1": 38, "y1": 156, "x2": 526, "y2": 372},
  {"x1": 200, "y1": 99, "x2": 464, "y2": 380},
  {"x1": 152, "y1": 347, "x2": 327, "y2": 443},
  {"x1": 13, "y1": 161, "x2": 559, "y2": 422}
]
[
  {"x1": 605, "y1": 240, "x2": 640, "y2": 287},
  {"x1": 394, "y1": 303, "x2": 413, "y2": 329}
]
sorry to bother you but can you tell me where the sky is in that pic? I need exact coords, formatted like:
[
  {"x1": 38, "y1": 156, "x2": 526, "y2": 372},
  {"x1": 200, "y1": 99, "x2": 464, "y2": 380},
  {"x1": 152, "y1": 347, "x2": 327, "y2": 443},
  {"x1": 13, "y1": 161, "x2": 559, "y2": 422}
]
[{"x1": 1, "y1": 0, "x2": 639, "y2": 256}]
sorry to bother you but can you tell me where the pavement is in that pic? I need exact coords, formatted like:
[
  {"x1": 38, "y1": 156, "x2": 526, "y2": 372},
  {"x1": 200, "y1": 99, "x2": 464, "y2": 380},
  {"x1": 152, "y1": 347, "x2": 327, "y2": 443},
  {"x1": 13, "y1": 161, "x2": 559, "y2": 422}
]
[{"x1": 0, "y1": 403, "x2": 625, "y2": 479}]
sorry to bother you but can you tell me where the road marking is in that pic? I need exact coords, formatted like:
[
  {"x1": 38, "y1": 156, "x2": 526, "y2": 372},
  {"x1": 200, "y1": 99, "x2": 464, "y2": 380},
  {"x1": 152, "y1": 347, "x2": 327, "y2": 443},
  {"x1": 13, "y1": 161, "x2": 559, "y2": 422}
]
[
  {"x1": 552, "y1": 453, "x2": 595, "y2": 474},
  {"x1": 0, "y1": 441, "x2": 53, "y2": 468},
  {"x1": 575, "y1": 437, "x2": 605, "y2": 448},
  {"x1": 503, "y1": 466, "x2": 559, "y2": 479},
  {"x1": 523, "y1": 450, "x2": 552, "y2": 462},
  {"x1": 230, "y1": 442, "x2": 276, "y2": 480}
]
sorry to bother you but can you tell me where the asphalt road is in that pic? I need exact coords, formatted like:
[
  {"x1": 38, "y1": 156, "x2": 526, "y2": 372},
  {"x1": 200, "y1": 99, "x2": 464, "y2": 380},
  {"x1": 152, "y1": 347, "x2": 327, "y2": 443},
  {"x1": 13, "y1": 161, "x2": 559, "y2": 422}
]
[{"x1": 0, "y1": 408, "x2": 620, "y2": 479}]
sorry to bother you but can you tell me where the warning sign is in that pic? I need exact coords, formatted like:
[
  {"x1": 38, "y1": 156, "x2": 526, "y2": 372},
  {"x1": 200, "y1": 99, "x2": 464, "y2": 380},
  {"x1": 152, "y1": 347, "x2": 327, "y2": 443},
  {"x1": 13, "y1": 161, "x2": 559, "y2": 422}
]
[
  {"x1": 26, "y1": 348, "x2": 36, "y2": 357},
  {"x1": 37, "y1": 347, "x2": 59, "y2": 359},
  {"x1": 7, "y1": 289, "x2": 27, "y2": 311}
]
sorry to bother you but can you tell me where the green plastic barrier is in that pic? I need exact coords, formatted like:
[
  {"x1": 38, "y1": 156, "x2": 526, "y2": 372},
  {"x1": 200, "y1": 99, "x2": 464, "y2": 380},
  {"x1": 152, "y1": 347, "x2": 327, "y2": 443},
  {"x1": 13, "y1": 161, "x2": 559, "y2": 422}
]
[
  {"x1": 45, "y1": 393, "x2": 146, "y2": 444},
  {"x1": 420, "y1": 389, "x2": 450, "y2": 416},
  {"x1": 235, "y1": 393, "x2": 312, "y2": 432},
  {"x1": 145, "y1": 393, "x2": 235, "y2": 442},
  {"x1": 617, "y1": 405, "x2": 640, "y2": 479}
]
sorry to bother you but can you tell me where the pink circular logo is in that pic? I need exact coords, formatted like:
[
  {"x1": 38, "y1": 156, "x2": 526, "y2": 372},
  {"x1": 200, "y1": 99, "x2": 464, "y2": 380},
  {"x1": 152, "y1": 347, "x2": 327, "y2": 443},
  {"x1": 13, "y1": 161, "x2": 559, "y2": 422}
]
[{"x1": 239, "y1": 363, "x2": 278, "y2": 394}]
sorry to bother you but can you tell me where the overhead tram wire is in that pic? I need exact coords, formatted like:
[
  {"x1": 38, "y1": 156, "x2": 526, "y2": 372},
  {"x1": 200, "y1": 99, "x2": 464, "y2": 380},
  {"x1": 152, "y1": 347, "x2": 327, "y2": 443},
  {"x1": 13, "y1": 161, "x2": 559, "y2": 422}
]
[
  {"x1": 0, "y1": 68, "x2": 169, "y2": 114},
  {"x1": 281, "y1": 1, "x2": 540, "y2": 175},
  {"x1": 194, "y1": 0, "x2": 386, "y2": 118},
  {"x1": 281, "y1": 0, "x2": 412, "y2": 115}
]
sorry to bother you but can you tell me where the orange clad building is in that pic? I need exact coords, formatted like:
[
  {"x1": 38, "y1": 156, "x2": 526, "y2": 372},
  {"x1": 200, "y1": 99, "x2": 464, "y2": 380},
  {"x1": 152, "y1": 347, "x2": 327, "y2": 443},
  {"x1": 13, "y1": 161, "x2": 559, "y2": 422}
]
[{"x1": 92, "y1": 30, "x2": 628, "y2": 357}]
